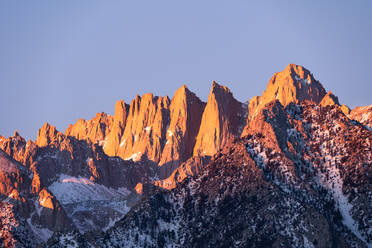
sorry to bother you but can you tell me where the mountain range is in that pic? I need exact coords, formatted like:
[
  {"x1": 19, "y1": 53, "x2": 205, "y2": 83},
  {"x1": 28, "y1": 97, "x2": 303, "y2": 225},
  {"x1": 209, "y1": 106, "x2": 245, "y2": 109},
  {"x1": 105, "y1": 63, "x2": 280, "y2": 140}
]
[{"x1": 0, "y1": 64, "x2": 371, "y2": 248}]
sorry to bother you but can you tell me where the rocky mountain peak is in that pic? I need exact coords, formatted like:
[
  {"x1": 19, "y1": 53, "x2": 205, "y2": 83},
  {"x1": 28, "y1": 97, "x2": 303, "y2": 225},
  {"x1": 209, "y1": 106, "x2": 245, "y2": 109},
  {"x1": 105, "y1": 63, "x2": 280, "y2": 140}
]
[
  {"x1": 112, "y1": 100, "x2": 128, "y2": 129},
  {"x1": 65, "y1": 112, "x2": 113, "y2": 145},
  {"x1": 158, "y1": 85, "x2": 205, "y2": 177},
  {"x1": 319, "y1": 91, "x2": 340, "y2": 107},
  {"x1": 102, "y1": 100, "x2": 128, "y2": 156},
  {"x1": 117, "y1": 92, "x2": 170, "y2": 162},
  {"x1": 13, "y1": 130, "x2": 20, "y2": 137},
  {"x1": 285, "y1": 63, "x2": 309, "y2": 77},
  {"x1": 265, "y1": 64, "x2": 326, "y2": 105},
  {"x1": 348, "y1": 104, "x2": 372, "y2": 130},
  {"x1": 1, "y1": 66, "x2": 372, "y2": 247},
  {"x1": 193, "y1": 81, "x2": 243, "y2": 157},
  {"x1": 36, "y1": 123, "x2": 59, "y2": 147},
  {"x1": 341, "y1": 104, "x2": 351, "y2": 115},
  {"x1": 211, "y1": 80, "x2": 231, "y2": 95},
  {"x1": 248, "y1": 64, "x2": 327, "y2": 120}
]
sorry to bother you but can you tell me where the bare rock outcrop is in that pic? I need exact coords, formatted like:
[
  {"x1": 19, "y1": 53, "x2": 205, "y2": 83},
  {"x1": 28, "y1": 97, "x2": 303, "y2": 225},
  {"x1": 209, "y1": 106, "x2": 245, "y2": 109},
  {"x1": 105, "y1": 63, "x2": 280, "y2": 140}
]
[
  {"x1": 248, "y1": 64, "x2": 327, "y2": 120},
  {"x1": 158, "y1": 85, "x2": 205, "y2": 177},
  {"x1": 117, "y1": 94, "x2": 170, "y2": 162},
  {"x1": 36, "y1": 122, "x2": 62, "y2": 147},
  {"x1": 0, "y1": 131, "x2": 38, "y2": 168},
  {"x1": 35, "y1": 188, "x2": 72, "y2": 232},
  {"x1": 341, "y1": 104, "x2": 351, "y2": 115},
  {"x1": 155, "y1": 155, "x2": 210, "y2": 190},
  {"x1": 348, "y1": 105, "x2": 372, "y2": 130},
  {"x1": 319, "y1": 91, "x2": 340, "y2": 107},
  {"x1": 65, "y1": 112, "x2": 113, "y2": 145},
  {"x1": 103, "y1": 100, "x2": 128, "y2": 156},
  {"x1": 193, "y1": 81, "x2": 244, "y2": 157}
]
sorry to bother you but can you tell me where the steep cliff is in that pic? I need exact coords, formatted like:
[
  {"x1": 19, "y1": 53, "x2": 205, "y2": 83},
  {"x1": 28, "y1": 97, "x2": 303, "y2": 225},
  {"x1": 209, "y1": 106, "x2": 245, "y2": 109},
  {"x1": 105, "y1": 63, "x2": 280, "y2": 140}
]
[{"x1": 193, "y1": 81, "x2": 246, "y2": 157}]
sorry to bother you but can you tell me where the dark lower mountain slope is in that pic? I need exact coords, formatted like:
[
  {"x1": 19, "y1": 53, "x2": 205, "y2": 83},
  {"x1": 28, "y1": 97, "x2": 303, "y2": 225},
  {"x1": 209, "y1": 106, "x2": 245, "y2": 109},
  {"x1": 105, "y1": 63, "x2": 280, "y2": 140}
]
[
  {"x1": 94, "y1": 141, "x2": 343, "y2": 248},
  {"x1": 49, "y1": 101, "x2": 371, "y2": 248},
  {"x1": 1, "y1": 64, "x2": 371, "y2": 247}
]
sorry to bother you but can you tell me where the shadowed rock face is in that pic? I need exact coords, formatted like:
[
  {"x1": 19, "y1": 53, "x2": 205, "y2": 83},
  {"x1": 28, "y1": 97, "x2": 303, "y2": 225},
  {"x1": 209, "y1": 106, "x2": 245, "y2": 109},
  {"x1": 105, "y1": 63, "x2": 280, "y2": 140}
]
[
  {"x1": 88, "y1": 101, "x2": 371, "y2": 248},
  {"x1": 65, "y1": 103, "x2": 128, "y2": 158},
  {"x1": 155, "y1": 155, "x2": 210, "y2": 190},
  {"x1": 1, "y1": 127, "x2": 159, "y2": 245},
  {"x1": 0, "y1": 150, "x2": 73, "y2": 245},
  {"x1": 0, "y1": 201, "x2": 40, "y2": 248},
  {"x1": 1, "y1": 64, "x2": 372, "y2": 247},
  {"x1": 0, "y1": 150, "x2": 31, "y2": 202},
  {"x1": 54, "y1": 83, "x2": 243, "y2": 179}
]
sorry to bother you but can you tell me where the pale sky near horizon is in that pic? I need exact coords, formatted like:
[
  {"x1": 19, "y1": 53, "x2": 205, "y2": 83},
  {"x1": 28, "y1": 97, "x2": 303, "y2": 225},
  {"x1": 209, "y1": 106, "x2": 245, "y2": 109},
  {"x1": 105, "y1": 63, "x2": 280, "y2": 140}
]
[{"x1": 1, "y1": 1, "x2": 371, "y2": 140}]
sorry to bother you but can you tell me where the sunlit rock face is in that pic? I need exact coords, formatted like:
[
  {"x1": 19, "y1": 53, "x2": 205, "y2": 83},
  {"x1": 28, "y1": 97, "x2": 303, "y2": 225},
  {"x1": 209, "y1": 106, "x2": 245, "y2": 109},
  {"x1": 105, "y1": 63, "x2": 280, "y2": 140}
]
[
  {"x1": 116, "y1": 93, "x2": 170, "y2": 162},
  {"x1": 248, "y1": 64, "x2": 327, "y2": 120},
  {"x1": 155, "y1": 155, "x2": 210, "y2": 190},
  {"x1": 0, "y1": 149, "x2": 73, "y2": 246},
  {"x1": 193, "y1": 81, "x2": 245, "y2": 157},
  {"x1": 65, "y1": 112, "x2": 114, "y2": 145},
  {"x1": 1, "y1": 123, "x2": 155, "y2": 243},
  {"x1": 0, "y1": 131, "x2": 38, "y2": 168},
  {"x1": 103, "y1": 100, "x2": 128, "y2": 157},
  {"x1": 53, "y1": 82, "x2": 244, "y2": 179},
  {"x1": 0, "y1": 150, "x2": 30, "y2": 200},
  {"x1": 158, "y1": 85, "x2": 205, "y2": 178},
  {"x1": 36, "y1": 122, "x2": 61, "y2": 147},
  {"x1": 319, "y1": 91, "x2": 340, "y2": 107},
  {"x1": 92, "y1": 100, "x2": 371, "y2": 248},
  {"x1": 348, "y1": 105, "x2": 372, "y2": 130},
  {"x1": 1, "y1": 64, "x2": 372, "y2": 247}
]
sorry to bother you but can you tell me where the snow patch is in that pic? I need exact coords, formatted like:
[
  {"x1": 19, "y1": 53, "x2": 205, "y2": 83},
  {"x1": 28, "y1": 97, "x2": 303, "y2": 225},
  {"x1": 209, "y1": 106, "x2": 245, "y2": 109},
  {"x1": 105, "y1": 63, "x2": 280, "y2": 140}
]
[
  {"x1": 99, "y1": 138, "x2": 107, "y2": 148},
  {"x1": 119, "y1": 138, "x2": 126, "y2": 147},
  {"x1": 361, "y1": 112, "x2": 371, "y2": 123},
  {"x1": 57, "y1": 233, "x2": 80, "y2": 248},
  {"x1": 34, "y1": 200, "x2": 43, "y2": 216},
  {"x1": 318, "y1": 163, "x2": 368, "y2": 245},
  {"x1": 48, "y1": 174, "x2": 130, "y2": 205},
  {"x1": 124, "y1": 152, "x2": 142, "y2": 161},
  {"x1": 295, "y1": 75, "x2": 310, "y2": 85},
  {"x1": 102, "y1": 212, "x2": 131, "y2": 232},
  {"x1": 303, "y1": 235, "x2": 314, "y2": 248},
  {"x1": 27, "y1": 215, "x2": 53, "y2": 242}
]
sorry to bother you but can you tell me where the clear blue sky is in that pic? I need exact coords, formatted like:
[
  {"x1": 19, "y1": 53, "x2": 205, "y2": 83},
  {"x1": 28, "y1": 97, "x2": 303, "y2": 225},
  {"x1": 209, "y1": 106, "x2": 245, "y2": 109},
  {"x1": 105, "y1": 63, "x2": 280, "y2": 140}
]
[{"x1": 1, "y1": 1, "x2": 371, "y2": 140}]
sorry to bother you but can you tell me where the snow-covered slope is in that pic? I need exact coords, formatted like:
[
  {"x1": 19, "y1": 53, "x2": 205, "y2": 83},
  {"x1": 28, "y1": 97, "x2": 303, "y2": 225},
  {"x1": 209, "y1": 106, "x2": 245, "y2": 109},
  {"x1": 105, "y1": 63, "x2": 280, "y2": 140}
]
[
  {"x1": 86, "y1": 101, "x2": 371, "y2": 248},
  {"x1": 49, "y1": 174, "x2": 132, "y2": 233},
  {"x1": 49, "y1": 174, "x2": 130, "y2": 204},
  {"x1": 0, "y1": 67, "x2": 371, "y2": 247}
]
